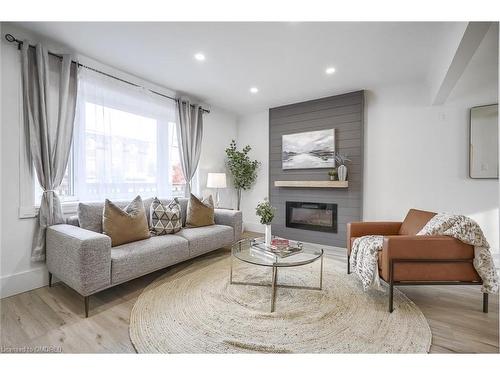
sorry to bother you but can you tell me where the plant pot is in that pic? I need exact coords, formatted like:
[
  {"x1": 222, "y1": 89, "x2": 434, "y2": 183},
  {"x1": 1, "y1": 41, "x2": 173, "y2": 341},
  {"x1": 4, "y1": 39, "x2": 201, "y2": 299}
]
[
  {"x1": 265, "y1": 224, "x2": 272, "y2": 246},
  {"x1": 329, "y1": 175, "x2": 335, "y2": 181},
  {"x1": 338, "y1": 165, "x2": 347, "y2": 181}
]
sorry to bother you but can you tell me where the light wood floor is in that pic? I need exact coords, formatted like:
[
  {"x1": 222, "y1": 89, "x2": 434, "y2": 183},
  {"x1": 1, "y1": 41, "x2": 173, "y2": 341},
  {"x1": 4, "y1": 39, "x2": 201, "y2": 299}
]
[{"x1": 1, "y1": 233, "x2": 498, "y2": 353}]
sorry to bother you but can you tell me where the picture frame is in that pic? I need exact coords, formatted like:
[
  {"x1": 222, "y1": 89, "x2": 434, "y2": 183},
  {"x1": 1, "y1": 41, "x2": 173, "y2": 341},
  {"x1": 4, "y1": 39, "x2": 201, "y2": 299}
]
[{"x1": 282, "y1": 129, "x2": 336, "y2": 170}]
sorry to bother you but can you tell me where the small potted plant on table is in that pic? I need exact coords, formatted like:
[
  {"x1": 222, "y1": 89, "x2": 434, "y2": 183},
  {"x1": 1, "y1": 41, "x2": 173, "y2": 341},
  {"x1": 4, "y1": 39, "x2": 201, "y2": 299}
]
[{"x1": 255, "y1": 198, "x2": 276, "y2": 246}]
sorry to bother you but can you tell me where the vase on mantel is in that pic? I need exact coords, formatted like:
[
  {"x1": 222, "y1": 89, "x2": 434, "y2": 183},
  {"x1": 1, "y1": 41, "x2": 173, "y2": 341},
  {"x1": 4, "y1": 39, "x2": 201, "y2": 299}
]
[
  {"x1": 337, "y1": 165, "x2": 348, "y2": 181},
  {"x1": 265, "y1": 224, "x2": 272, "y2": 246}
]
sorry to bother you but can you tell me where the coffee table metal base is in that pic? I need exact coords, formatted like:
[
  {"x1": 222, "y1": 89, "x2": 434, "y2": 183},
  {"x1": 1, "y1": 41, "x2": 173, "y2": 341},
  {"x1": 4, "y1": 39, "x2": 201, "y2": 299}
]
[{"x1": 229, "y1": 255, "x2": 324, "y2": 312}]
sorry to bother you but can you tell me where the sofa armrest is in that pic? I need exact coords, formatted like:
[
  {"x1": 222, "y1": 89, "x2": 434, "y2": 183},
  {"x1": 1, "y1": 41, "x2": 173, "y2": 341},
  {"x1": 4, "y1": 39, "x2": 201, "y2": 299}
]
[
  {"x1": 46, "y1": 224, "x2": 111, "y2": 296},
  {"x1": 214, "y1": 209, "x2": 242, "y2": 242},
  {"x1": 347, "y1": 222, "x2": 402, "y2": 251},
  {"x1": 380, "y1": 235, "x2": 475, "y2": 280}
]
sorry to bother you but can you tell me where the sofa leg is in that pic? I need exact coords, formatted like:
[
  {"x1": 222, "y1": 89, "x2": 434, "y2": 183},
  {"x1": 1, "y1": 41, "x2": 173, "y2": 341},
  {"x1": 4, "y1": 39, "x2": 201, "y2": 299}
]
[
  {"x1": 84, "y1": 296, "x2": 89, "y2": 318},
  {"x1": 347, "y1": 255, "x2": 350, "y2": 274},
  {"x1": 48, "y1": 272, "x2": 52, "y2": 288},
  {"x1": 483, "y1": 293, "x2": 488, "y2": 313}
]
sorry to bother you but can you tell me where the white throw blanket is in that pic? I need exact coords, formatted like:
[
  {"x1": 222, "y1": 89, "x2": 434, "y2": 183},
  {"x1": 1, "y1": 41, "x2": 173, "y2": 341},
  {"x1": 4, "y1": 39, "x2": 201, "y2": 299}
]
[{"x1": 349, "y1": 214, "x2": 499, "y2": 293}]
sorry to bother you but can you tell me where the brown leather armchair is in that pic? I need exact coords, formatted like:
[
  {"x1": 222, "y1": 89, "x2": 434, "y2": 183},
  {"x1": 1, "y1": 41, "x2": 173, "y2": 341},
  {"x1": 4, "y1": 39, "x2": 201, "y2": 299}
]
[{"x1": 347, "y1": 209, "x2": 487, "y2": 313}]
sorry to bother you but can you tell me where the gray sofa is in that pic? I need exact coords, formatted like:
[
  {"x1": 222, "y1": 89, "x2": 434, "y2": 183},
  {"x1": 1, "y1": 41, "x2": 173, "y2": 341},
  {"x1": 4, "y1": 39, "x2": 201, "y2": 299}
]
[{"x1": 46, "y1": 197, "x2": 242, "y2": 317}]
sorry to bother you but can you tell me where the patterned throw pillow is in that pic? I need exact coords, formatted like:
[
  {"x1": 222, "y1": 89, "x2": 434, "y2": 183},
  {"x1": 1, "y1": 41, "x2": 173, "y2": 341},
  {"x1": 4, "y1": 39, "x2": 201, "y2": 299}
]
[{"x1": 150, "y1": 197, "x2": 182, "y2": 235}]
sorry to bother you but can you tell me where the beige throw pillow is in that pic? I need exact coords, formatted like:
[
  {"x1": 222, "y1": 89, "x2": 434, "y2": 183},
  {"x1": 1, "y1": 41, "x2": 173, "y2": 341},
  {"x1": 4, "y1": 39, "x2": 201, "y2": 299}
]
[
  {"x1": 103, "y1": 195, "x2": 151, "y2": 246},
  {"x1": 186, "y1": 194, "x2": 215, "y2": 228}
]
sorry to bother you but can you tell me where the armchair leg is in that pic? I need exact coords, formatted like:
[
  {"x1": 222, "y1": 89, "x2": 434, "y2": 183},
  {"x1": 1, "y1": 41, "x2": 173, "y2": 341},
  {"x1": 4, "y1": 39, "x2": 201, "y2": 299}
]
[
  {"x1": 84, "y1": 296, "x2": 90, "y2": 318},
  {"x1": 347, "y1": 255, "x2": 350, "y2": 274},
  {"x1": 389, "y1": 259, "x2": 394, "y2": 313},
  {"x1": 389, "y1": 283, "x2": 394, "y2": 313},
  {"x1": 48, "y1": 272, "x2": 52, "y2": 288},
  {"x1": 483, "y1": 293, "x2": 488, "y2": 313}
]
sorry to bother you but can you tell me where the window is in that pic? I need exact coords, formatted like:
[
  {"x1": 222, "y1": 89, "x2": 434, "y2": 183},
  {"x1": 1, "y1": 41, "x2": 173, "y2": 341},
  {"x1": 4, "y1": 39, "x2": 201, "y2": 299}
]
[
  {"x1": 34, "y1": 154, "x2": 76, "y2": 204},
  {"x1": 35, "y1": 69, "x2": 185, "y2": 205}
]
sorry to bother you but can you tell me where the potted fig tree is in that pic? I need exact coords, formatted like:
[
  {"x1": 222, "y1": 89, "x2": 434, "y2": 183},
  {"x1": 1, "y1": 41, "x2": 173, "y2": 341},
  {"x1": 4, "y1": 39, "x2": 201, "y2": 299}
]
[{"x1": 225, "y1": 140, "x2": 260, "y2": 210}]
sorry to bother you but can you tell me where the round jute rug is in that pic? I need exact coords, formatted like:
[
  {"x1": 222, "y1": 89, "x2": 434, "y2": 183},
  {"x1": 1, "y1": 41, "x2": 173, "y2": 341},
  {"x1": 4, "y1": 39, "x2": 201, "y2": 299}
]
[{"x1": 129, "y1": 251, "x2": 431, "y2": 353}]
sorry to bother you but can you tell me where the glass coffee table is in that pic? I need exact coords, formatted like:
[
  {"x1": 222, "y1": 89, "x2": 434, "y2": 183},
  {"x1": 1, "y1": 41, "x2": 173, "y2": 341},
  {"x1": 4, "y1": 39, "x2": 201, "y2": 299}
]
[{"x1": 230, "y1": 237, "x2": 324, "y2": 312}]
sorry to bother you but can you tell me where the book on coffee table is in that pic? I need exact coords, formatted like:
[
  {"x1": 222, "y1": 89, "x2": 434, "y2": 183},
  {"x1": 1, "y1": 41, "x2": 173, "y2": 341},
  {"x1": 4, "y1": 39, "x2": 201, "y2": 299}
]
[{"x1": 250, "y1": 237, "x2": 303, "y2": 258}]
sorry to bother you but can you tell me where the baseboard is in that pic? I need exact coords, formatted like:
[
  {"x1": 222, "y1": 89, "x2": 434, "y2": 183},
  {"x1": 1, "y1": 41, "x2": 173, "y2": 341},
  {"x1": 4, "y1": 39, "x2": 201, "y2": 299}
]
[
  {"x1": 0, "y1": 266, "x2": 48, "y2": 299},
  {"x1": 243, "y1": 222, "x2": 264, "y2": 234}
]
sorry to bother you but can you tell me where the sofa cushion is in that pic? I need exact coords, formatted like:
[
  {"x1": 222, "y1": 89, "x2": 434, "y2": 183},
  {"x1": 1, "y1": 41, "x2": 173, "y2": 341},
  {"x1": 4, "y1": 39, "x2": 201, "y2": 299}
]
[
  {"x1": 177, "y1": 225, "x2": 233, "y2": 257},
  {"x1": 399, "y1": 209, "x2": 437, "y2": 236},
  {"x1": 78, "y1": 200, "x2": 128, "y2": 233},
  {"x1": 66, "y1": 215, "x2": 80, "y2": 227},
  {"x1": 111, "y1": 235, "x2": 189, "y2": 285}
]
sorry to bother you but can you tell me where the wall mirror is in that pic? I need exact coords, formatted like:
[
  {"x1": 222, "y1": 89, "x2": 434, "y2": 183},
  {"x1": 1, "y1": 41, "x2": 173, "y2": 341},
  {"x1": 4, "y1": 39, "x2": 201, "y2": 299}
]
[{"x1": 469, "y1": 104, "x2": 498, "y2": 179}]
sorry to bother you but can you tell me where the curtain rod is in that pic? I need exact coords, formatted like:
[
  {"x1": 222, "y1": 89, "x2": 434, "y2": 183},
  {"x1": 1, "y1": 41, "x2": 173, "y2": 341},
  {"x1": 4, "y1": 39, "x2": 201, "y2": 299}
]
[{"x1": 4, "y1": 33, "x2": 210, "y2": 114}]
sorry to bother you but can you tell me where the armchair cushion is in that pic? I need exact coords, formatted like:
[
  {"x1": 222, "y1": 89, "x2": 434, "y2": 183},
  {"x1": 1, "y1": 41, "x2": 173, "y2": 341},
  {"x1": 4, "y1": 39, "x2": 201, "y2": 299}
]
[{"x1": 398, "y1": 209, "x2": 436, "y2": 235}]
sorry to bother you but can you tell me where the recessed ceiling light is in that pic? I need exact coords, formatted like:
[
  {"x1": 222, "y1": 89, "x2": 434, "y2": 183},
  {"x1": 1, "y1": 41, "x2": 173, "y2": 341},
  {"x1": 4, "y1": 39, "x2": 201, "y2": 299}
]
[
  {"x1": 250, "y1": 87, "x2": 259, "y2": 94},
  {"x1": 194, "y1": 53, "x2": 206, "y2": 61},
  {"x1": 325, "y1": 67, "x2": 336, "y2": 75}
]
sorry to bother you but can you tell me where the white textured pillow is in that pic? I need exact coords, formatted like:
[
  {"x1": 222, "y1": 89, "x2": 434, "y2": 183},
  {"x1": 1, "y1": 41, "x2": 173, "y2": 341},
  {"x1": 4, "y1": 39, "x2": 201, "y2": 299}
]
[{"x1": 150, "y1": 197, "x2": 182, "y2": 235}]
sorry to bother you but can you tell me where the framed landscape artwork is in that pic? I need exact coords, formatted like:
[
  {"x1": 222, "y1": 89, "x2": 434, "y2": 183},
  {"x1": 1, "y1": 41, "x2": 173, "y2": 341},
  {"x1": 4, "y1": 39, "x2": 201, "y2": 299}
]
[{"x1": 282, "y1": 129, "x2": 336, "y2": 170}]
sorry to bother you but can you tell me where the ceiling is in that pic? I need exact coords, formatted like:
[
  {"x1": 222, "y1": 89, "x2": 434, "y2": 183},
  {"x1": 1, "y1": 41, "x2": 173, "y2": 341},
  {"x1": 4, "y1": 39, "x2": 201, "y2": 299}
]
[{"x1": 11, "y1": 22, "x2": 476, "y2": 115}]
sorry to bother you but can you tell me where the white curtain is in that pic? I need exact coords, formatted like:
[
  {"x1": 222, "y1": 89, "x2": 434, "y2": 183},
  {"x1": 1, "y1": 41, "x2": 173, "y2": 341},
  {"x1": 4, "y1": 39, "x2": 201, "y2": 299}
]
[{"x1": 74, "y1": 69, "x2": 179, "y2": 202}]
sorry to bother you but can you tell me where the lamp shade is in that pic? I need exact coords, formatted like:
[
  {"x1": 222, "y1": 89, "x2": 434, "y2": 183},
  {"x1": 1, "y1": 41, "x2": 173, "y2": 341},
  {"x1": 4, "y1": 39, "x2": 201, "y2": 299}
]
[{"x1": 207, "y1": 173, "x2": 227, "y2": 188}]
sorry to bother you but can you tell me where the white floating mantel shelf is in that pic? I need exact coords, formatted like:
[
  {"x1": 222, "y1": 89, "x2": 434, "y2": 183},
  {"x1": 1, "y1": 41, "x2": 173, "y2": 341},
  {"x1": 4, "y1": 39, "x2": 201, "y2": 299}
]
[{"x1": 274, "y1": 180, "x2": 348, "y2": 188}]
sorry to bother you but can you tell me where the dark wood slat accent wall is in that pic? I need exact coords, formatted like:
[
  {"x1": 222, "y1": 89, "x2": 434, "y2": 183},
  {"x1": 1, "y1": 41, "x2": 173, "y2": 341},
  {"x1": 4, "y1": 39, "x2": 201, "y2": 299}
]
[{"x1": 269, "y1": 91, "x2": 364, "y2": 247}]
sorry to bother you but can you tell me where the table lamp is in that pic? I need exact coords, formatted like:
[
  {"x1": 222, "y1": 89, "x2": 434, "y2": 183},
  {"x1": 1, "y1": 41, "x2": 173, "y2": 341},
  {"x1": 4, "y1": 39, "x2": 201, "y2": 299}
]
[{"x1": 207, "y1": 172, "x2": 227, "y2": 208}]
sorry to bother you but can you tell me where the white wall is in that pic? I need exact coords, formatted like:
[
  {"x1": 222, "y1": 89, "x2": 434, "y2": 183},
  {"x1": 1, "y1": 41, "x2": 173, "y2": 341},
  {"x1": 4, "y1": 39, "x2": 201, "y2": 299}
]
[
  {"x1": 198, "y1": 108, "x2": 238, "y2": 209},
  {"x1": 0, "y1": 24, "x2": 238, "y2": 298},
  {"x1": 0, "y1": 26, "x2": 46, "y2": 299},
  {"x1": 363, "y1": 82, "x2": 499, "y2": 251},
  {"x1": 236, "y1": 111, "x2": 269, "y2": 232}
]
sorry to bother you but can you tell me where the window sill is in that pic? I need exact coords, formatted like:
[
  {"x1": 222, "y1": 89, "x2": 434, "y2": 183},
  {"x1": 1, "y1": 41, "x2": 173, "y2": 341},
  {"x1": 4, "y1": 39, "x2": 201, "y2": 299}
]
[{"x1": 19, "y1": 202, "x2": 79, "y2": 219}]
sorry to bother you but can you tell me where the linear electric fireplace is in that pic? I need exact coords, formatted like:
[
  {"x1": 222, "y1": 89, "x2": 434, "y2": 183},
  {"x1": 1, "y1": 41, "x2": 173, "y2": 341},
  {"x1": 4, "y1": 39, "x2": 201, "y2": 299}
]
[{"x1": 286, "y1": 201, "x2": 337, "y2": 233}]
